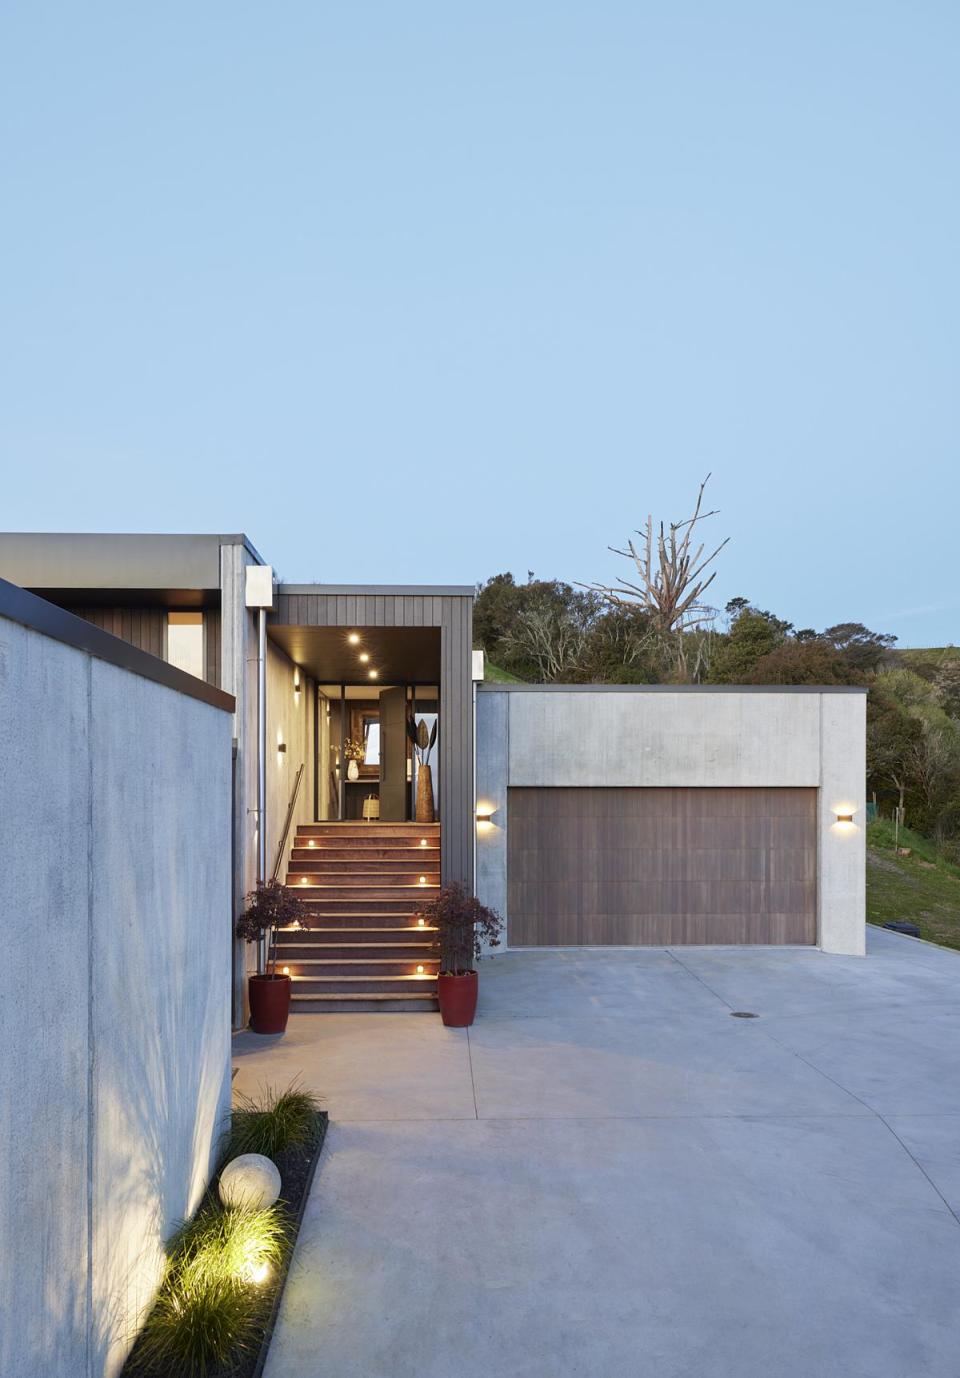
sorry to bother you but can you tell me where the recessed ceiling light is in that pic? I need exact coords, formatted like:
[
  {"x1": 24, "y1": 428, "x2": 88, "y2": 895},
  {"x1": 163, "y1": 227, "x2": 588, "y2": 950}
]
[
  {"x1": 359, "y1": 652, "x2": 370, "y2": 663},
  {"x1": 348, "y1": 632, "x2": 360, "y2": 644},
  {"x1": 368, "y1": 669, "x2": 378, "y2": 679}
]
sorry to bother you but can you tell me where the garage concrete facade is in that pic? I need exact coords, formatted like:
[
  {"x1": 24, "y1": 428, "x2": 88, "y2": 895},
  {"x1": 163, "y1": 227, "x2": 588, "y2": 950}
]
[{"x1": 476, "y1": 684, "x2": 867, "y2": 956}]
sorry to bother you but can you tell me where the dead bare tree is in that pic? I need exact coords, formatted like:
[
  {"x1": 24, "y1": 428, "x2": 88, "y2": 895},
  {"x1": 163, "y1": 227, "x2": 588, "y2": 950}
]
[{"x1": 586, "y1": 475, "x2": 730, "y2": 638}]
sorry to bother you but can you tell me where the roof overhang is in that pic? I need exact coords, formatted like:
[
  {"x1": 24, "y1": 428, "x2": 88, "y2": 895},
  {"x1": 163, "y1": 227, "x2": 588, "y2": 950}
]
[{"x1": 0, "y1": 532, "x2": 263, "y2": 604}]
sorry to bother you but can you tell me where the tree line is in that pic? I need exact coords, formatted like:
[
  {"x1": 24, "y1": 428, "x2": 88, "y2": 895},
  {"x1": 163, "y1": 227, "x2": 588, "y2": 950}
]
[{"x1": 473, "y1": 482, "x2": 960, "y2": 848}]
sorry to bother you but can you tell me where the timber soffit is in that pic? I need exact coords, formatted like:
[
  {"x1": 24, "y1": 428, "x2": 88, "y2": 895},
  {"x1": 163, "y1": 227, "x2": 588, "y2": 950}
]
[{"x1": 0, "y1": 577, "x2": 236, "y2": 712}]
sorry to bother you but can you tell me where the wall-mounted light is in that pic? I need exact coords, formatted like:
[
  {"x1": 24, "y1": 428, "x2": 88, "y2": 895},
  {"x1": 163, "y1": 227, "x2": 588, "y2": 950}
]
[
  {"x1": 834, "y1": 811, "x2": 855, "y2": 825},
  {"x1": 277, "y1": 742, "x2": 287, "y2": 753},
  {"x1": 293, "y1": 669, "x2": 301, "y2": 694},
  {"x1": 476, "y1": 807, "x2": 496, "y2": 825}
]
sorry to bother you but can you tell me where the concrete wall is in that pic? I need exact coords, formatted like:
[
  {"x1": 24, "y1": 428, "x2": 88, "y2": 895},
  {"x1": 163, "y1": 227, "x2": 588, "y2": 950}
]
[
  {"x1": 266, "y1": 637, "x2": 315, "y2": 881},
  {"x1": 220, "y1": 544, "x2": 260, "y2": 1023},
  {"x1": 476, "y1": 687, "x2": 867, "y2": 956},
  {"x1": 0, "y1": 612, "x2": 233, "y2": 1378}
]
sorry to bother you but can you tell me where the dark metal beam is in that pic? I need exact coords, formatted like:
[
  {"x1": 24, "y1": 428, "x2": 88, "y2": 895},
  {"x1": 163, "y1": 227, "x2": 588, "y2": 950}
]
[{"x1": 0, "y1": 577, "x2": 236, "y2": 712}]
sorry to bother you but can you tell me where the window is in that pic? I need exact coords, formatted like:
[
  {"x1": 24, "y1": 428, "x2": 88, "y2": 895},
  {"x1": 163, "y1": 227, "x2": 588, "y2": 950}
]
[
  {"x1": 363, "y1": 717, "x2": 381, "y2": 766},
  {"x1": 167, "y1": 611, "x2": 204, "y2": 680}
]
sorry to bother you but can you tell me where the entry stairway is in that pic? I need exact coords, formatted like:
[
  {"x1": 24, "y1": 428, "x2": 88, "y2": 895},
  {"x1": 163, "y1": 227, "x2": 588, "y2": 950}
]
[{"x1": 276, "y1": 822, "x2": 441, "y2": 1012}]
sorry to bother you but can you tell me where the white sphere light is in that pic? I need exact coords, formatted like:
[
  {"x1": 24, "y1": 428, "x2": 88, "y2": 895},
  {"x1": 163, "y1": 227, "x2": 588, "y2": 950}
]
[{"x1": 219, "y1": 1154, "x2": 281, "y2": 1210}]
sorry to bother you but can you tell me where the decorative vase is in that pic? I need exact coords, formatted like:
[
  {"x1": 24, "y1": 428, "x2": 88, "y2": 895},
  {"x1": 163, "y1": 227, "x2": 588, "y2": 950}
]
[
  {"x1": 347, "y1": 759, "x2": 359, "y2": 781},
  {"x1": 437, "y1": 970, "x2": 478, "y2": 1027},
  {"x1": 416, "y1": 763, "x2": 435, "y2": 823},
  {"x1": 248, "y1": 973, "x2": 291, "y2": 1035}
]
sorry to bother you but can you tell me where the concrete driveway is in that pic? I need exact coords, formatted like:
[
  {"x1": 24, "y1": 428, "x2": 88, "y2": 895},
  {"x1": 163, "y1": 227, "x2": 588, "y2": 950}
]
[{"x1": 233, "y1": 928, "x2": 960, "y2": 1378}]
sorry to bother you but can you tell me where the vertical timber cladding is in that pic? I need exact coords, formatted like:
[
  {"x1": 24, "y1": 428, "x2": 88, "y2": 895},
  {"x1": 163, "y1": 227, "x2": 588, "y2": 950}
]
[
  {"x1": 508, "y1": 786, "x2": 818, "y2": 946},
  {"x1": 70, "y1": 606, "x2": 166, "y2": 659},
  {"x1": 68, "y1": 605, "x2": 222, "y2": 688},
  {"x1": 271, "y1": 587, "x2": 474, "y2": 889}
]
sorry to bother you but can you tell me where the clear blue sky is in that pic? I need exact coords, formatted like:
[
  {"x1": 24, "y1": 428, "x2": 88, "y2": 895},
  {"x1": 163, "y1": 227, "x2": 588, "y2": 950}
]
[{"x1": 2, "y1": 3, "x2": 957, "y2": 644}]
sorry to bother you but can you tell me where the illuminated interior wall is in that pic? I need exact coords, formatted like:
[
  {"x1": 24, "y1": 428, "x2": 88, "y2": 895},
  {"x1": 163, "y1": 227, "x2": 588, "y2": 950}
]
[
  {"x1": 265, "y1": 637, "x2": 315, "y2": 882},
  {"x1": 0, "y1": 612, "x2": 233, "y2": 1378}
]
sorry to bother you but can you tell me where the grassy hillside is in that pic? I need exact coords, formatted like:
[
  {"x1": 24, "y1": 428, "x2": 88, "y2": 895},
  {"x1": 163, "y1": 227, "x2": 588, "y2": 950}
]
[
  {"x1": 484, "y1": 661, "x2": 526, "y2": 683},
  {"x1": 892, "y1": 645, "x2": 959, "y2": 674},
  {"x1": 867, "y1": 819, "x2": 960, "y2": 951}
]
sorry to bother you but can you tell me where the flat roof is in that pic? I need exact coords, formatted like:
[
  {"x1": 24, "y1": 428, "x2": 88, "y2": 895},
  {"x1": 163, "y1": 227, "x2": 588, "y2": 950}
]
[
  {"x1": 0, "y1": 532, "x2": 264, "y2": 593},
  {"x1": 0, "y1": 577, "x2": 235, "y2": 712},
  {"x1": 478, "y1": 682, "x2": 868, "y2": 693},
  {"x1": 279, "y1": 583, "x2": 475, "y2": 597}
]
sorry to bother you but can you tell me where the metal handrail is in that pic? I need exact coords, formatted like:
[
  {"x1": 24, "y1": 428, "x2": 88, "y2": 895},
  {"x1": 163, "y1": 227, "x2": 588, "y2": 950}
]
[{"x1": 272, "y1": 761, "x2": 305, "y2": 882}]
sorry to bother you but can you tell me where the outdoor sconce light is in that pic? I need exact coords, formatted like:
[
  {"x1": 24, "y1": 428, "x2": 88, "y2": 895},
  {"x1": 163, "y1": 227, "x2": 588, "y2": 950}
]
[
  {"x1": 419, "y1": 875, "x2": 427, "y2": 885},
  {"x1": 277, "y1": 742, "x2": 287, "y2": 753},
  {"x1": 476, "y1": 808, "x2": 496, "y2": 825},
  {"x1": 293, "y1": 670, "x2": 301, "y2": 694},
  {"x1": 834, "y1": 811, "x2": 855, "y2": 825},
  {"x1": 417, "y1": 917, "x2": 426, "y2": 927}
]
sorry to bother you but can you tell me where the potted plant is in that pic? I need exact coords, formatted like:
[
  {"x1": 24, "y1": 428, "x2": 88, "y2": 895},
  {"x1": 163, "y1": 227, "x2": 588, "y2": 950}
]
[
  {"x1": 407, "y1": 716, "x2": 438, "y2": 822},
  {"x1": 343, "y1": 737, "x2": 364, "y2": 782},
  {"x1": 236, "y1": 880, "x2": 310, "y2": 1034},
  {"x1": 418, "y1": 882, "x2": 503, "y2": 1027}
]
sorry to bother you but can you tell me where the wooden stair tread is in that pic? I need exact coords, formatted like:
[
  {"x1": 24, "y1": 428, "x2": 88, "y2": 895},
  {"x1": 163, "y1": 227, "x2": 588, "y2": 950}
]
[
  {"x1": 288, "y1": 883, "x2": 439, "y2": 890},
  {"x1": 291, "y1": 992, "x2": 438, "y2": 1002},
  {"x1": 287, "y1": 871, "x2": 439, "y2": 877},
  {"x1": 289, "y1": 974, "x2": 437, "y2": 983},
  {"x1": 284, "y1": 958, "x2": 437, "y2": 966},
  {"x1": 278, "y1": 943, "x2": 438, "y2": 950},
  {"x1": 279, "y1": 920, "x2": 437, "y2": 928}
]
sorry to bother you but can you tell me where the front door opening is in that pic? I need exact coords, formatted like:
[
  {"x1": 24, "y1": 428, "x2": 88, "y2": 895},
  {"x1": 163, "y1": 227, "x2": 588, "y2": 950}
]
[{"x1": 315, "y1": 681, "x2": 439, "y2": 823}]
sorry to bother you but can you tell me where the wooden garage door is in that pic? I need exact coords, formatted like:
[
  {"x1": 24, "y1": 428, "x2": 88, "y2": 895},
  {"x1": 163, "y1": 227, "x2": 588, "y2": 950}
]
[{"x1": 507, "y1": 787, "x2": 817, "y2": 946}]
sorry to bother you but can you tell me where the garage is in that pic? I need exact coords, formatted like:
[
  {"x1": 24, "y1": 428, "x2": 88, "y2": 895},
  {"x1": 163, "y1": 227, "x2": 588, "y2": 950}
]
[{"x1": 507, "y1": 786, "x2": 818, "y2": 946}]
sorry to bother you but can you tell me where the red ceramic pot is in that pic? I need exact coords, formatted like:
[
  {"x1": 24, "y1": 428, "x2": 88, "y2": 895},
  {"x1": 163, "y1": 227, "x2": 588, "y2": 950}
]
[
  {"x1": 437, "y1": 970, "x2": 478, "y2": 1027},
  {"x1": 248, "y1": 973, "x2": 292, "y2": 1034}
]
